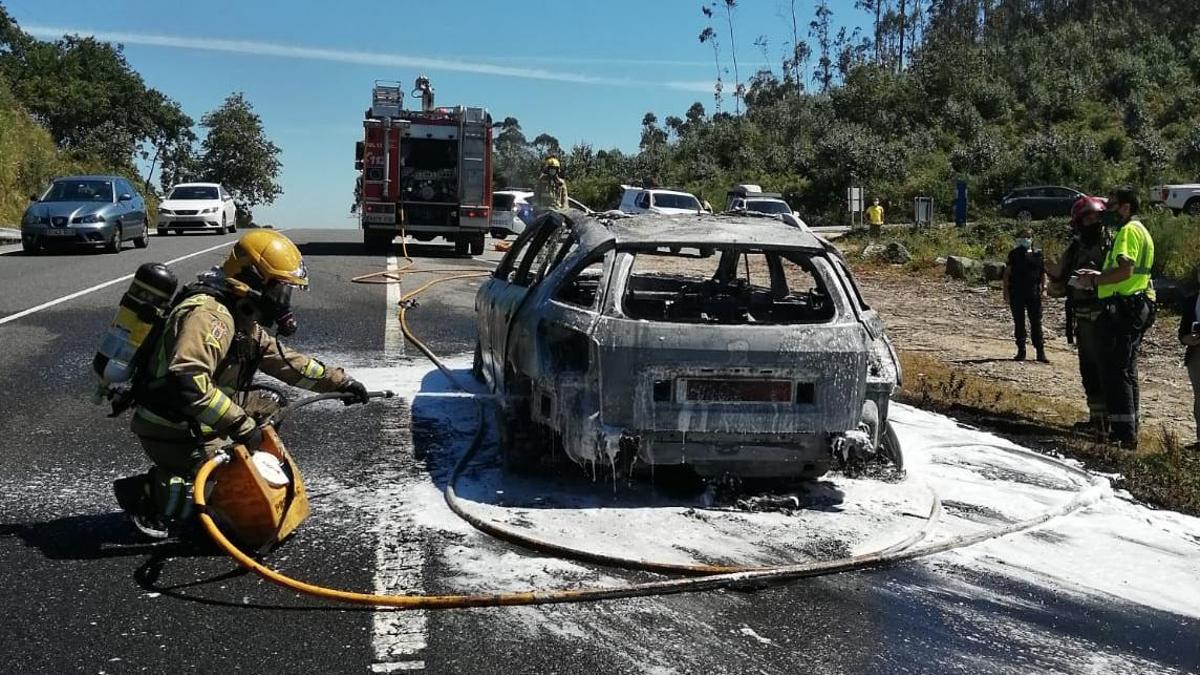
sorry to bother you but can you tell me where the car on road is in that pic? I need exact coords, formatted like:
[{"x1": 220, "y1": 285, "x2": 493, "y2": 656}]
[
  {"x1": 999, "y1": 185, "x2": 1087, "y2": 220},
  {"x1": 157, "y1": 182, "x2": 238, "y2": 235},
  {"x1": 490, "y1": 189, "x2": 535, "y2": 239},
  {"x1": 618, "y1": 186, "x2": 707, "y2": 215},
  {"x1": 474, "y1": 209, "x2": 902, "y2": 480},
  {"x1": 1148, "y1": 182, "x2": 1200, "y2": 216},
  {"x1": 20, "y1": 175, "x2": 149, "y2": 255},
  {"x1": 491, "y1": 190, "x2": 594, "y2": 239}
]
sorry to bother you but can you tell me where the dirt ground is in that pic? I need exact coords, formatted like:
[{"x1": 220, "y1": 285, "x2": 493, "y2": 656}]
[{"x1": 852, "y1": 264, "x2": 1197, "y2": 441}]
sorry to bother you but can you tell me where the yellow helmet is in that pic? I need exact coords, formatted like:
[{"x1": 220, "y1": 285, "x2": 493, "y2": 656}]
[
  {"x1": 222, "y1": 230, "x2": 308, "y2": 291},
  {"x1": 545, "y1": 157, "x2": 561, "y2": 169}
]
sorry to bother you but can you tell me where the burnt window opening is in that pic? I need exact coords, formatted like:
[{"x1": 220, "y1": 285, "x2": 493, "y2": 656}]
[
  {"x1": 652, "y1": 380, "x2": 673, "y2": 402},
  {"x1": 619, "y1": 248, "x2": 837, "y2": 325},
  {"x1": 554, "y1": 258, "x2": 606, "y2": 309},
  {"x1": 795, "y1": 382, "x2": 816, "y2": 404}
]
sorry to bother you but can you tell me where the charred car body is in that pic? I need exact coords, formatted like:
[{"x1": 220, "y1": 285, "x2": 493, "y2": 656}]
[{"x1": 473, "y1": 210, "x2": 902, "y2": 479}]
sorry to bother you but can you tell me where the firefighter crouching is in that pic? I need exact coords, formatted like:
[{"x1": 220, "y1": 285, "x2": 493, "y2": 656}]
[
  {"x1": 1049, "y1": 195, "x2": 1112, "y2": 435},
  {"x1": 1075, "y1": 187, "x2": 1156, "y2": 448},
  {"x1": 534, "y1": 157, "x2": 569, "y2": 210},
  {"x1": 114, "y1": 230, "x2": 369, "y2": 539}
]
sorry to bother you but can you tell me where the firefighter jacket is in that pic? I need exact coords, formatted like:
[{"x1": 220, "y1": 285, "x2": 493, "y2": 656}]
[
  {"x1": 534, "y1": 174, "x2": 569, "y2": 210},
  {"x1": 130, "y1": 292, "x2": 347, "y2": 442},
  {"x1": 1049, "y1": 229, "x2": 1110, "y2": 320}
]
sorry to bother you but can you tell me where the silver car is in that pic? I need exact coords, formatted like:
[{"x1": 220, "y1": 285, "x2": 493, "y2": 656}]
[
  {"x1": 474, "y1": 210, "x2": 903, "y2": 479},
  {"x1": 21, "y1": 175, "x2": 149, "y2": 254}
]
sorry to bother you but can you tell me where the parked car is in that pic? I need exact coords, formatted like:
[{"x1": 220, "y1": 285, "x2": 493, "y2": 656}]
[
  {"x1": 1148, "y1": 182, "x2": 1200, "y2": 216},
  {"x1": 491, "y1": 190, "x2": 594, "y2": 239},
  {"x1": 999, "y1": 185, "x2": 1087, "y2": 220},
  {"x1": 726, "y1": 184, "x2": 793, "y2": 215},
  {"x1": 158, "y1": 182, "x2": 238, "y2": 235},
  {"x1": 473, "y1": 210, "x2": 903, "y2": 480},
  {"x1": 21, "y1": 175, "x2": 149, "y2": 255},
  {"x1": 618, "y1": 186, "x2": 707, "y2": 215}
]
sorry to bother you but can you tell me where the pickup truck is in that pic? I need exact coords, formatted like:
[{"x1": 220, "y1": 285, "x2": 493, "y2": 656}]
[{"x1": 1149, "y1": 183, "x2": 1200, "y2": 216}]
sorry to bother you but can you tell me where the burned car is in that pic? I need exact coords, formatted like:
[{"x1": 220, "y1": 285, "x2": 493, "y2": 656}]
[{"x1": 473, "y1": 210, "x2": 902, "y2": 479}]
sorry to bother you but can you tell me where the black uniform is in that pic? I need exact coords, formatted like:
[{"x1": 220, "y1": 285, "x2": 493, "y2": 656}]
[
  {"x1": 1050, "y1": 228, "x2": 1111, "y2": 425},
  {"x1": 1007, "y1": 245, "x2": 1045, "y2": 355}
]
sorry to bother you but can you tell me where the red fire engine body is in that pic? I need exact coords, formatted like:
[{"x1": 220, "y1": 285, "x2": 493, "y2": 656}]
[{"x1": 356, "y1": 80, "x2": 492, "y2": 255}]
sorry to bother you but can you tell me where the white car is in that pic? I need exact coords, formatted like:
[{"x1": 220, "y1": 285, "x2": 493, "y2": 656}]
[
  {"x1": 490, "y1": 190, "x2": 594, "y2": 239},
  {"x1": 1149, "y1": 183, "x2": 1200, "y2": 216},
  {"x1": 490, "y1": 189, "x2": 535, "y2": 239},
  {"x1": 157, "y1": 182, "x2": 238, "y2": 235},
  {"x1": 618, "y1": 186, "x2": 706, "y2": 215}
]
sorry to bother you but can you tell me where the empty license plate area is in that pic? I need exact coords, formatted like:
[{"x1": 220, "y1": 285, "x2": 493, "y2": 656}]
[{"x1": 683, "y1": 378, "x2": 794, "y2": 403}]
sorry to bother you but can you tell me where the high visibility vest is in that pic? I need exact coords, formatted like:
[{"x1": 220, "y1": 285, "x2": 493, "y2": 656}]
[
  {"x1": 1097, "y1": 219, "x2": 1154, "y2": 300},
  {"x1": 866, "y1": 205, "x2": 884, "y2": 225}
]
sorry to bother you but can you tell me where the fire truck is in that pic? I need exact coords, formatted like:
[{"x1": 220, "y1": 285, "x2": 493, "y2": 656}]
[{"x1": 355, "y1": 79, "x2": 492, "y2": 255}]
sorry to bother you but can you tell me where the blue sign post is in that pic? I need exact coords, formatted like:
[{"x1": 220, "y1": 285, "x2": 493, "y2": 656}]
[{"x1": 954, "y1": 180, "x2": 968, "y2": 226}]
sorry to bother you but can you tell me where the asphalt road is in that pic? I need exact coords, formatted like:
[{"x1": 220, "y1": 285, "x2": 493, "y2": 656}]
[{"x1": 0, "y1": 229, "x2": 1196, "y2": 674}]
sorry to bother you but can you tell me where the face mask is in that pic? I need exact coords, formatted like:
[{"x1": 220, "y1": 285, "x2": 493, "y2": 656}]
[
  {"x1": 1102, "y1": 210, "x2": 1123, "y2": 228},
  {"x1": 1017, "y1": 238, "x2": 1032, "y2": 249},
  {"x1": 261, "y1": 282, "x2": 298, "y2": 336}
]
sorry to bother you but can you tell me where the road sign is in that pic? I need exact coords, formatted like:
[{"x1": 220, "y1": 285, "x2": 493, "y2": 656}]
[{"x1": 914, "y1": 197, "x2": 934, "y2": 227}]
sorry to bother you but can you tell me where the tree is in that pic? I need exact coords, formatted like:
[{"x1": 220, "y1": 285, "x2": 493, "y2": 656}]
[
  {"x1": 719, "y1": 1, "x2": 743, "y2": 113},
  {"x1": 699, "y1": 18, "x2": 724, "y2": 113},
  {"x1": 198, "y1": 93, "x2": 282, "y2": 219},
  {"x1": 810, "y1": 1, "x2": 834, "y2": 93}
]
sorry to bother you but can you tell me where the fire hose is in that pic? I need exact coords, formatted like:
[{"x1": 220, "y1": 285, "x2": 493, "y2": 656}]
[{"x1": 189, "y1": 235, "x2": 1110, "y2": 609}]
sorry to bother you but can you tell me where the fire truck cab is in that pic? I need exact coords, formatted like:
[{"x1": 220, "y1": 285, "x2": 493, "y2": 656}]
[{"x1": 356, "y1": 80, "x2": 492, "y2": 255}]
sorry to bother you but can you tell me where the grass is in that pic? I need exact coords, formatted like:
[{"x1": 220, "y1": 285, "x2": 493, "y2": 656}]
[{"x1": 897, "y1": 351, "x2": 1200, "y2": 515}]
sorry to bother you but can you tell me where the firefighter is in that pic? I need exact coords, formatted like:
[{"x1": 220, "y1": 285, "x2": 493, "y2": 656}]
[
  {"x1": 534, "y1": 157, "x2": 569, "y2": 210},
  {"x1": 1003, "y1": 228, "x2": 1048, "y2": 363},
  {"x1": 1049, "y1": 196, "x2": 1112, "y2": 434},
  {"x1": 114, "y1": 230, "x2": 369, "y2": 538},
  {"x1": 1075, "y1": 187, "x2": 1156, "y2": 448}
]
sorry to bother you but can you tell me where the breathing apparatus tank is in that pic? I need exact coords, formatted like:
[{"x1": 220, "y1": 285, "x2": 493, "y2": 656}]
[{"x1": 92, "y1": 263, "x2": 178, "y2": 402}]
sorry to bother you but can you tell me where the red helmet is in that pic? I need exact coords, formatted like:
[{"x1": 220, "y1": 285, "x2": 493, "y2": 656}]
[{"x1": 1070, "y1": 196, "x2": 1106, "y2": 223}]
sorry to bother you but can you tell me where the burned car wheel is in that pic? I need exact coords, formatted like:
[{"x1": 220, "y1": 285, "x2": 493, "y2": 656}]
[
  {"x1": 879, "y1": 420, "x2": 904, "y2": 471},
  {"x1": 497, "y1": 411, "x2": 552, "y2": 474},
  {"x1": 471, "y1": 341, "x2": 485, "y2": 383}
]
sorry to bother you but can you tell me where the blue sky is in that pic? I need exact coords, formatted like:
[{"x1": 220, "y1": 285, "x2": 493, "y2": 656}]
[{"x1": 7, "y1": 0, "x2": 869, "y2": 227}]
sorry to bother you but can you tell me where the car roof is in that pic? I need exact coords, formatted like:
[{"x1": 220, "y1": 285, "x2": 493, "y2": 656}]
[
  {"x1": 568, "y1": 211, "x2": 825, "y2": 250},
  {"x1": 171, "y1": 182, "x2": 221, "y2": 188},
  {"x1": 55, "y1": 175, "x2": 123, "y2": 181}
]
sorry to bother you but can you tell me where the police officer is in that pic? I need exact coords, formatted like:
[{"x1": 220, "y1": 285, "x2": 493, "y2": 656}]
[
  {"x1": 1075, "y1": 187, "x2": 1156, "y2": 448},
  {"x1": 534, "y1": 157, "x2": 569, "y2": 210},
  {"x1": 113, "y1": 230, "x2": 369, "y2": 538},
  {"x1": 1049, "y1": 196, "x2": 1112, "y2": 434}
]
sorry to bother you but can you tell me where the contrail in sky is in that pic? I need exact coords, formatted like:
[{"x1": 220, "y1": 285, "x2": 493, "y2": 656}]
[{"x1": 24, "y1": 25, "x2": 713, "y2": 93}]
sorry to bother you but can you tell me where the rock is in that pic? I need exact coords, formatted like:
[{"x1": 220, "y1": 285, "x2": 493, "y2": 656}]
[
  {"x1": 945, "y1": 255, "x2": 983, "y2": 280},
  {"x1": 861, "y1": 241, "x2": 913, "y2": 264},
  {"x1": 860, "y1": 243, "x2": 886, "y2": 260},
  {"x1": 983, "y1": 261, "x2": 1006, "y2": 281}
]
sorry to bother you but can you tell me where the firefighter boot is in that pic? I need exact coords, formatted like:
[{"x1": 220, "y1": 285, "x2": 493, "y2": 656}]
[
  {"x1": 1036, "y1": 347, "x2": 1050, "y2": 363},
  {"x1": 113, "y1": 473, "x2": 170, "y2": 540}
]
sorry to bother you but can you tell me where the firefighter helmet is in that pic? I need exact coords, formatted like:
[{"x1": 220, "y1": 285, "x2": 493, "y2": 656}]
[
  {"x1": 1070, "y1": 196, "x2": 1106, "y2": 223},
  {"x1": 544, "y1": 157, "x2": 561, "y2": 170},
  {"x1": 222, "y1": 230, "x2": 309, "y2": 291}
]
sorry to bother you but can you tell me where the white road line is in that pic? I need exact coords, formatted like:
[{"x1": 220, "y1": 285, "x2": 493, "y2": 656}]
[
  {"x1": 382, "y1": 254, "x2": 406, "y2": 362},
  {"x1": 372, "y1": 253, "x2": 427, "y2": 673},
  {"x1": 0, "y1": 238, "x2": 238, "y2": 326}
]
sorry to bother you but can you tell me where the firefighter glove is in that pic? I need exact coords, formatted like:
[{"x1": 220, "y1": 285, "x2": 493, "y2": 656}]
[
  {"x1": 340, "y1": 378, "x2": 370, "y2": 406},
  {"x1": 235, "y1": 423, "x2": 264, "y2": 451}
]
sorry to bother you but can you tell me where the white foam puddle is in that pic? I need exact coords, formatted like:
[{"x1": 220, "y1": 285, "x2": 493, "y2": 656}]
[{"x1": 350, "y1": 357, "x2": 1200, "y2": 621}]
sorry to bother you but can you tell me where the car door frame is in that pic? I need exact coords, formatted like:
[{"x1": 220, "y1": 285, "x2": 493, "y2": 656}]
[{"x1": 478, "y1": 215, "x2": 559, "y2": 391}]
